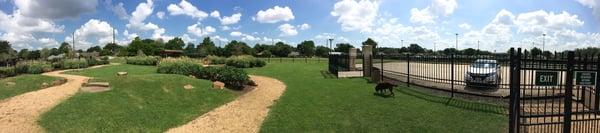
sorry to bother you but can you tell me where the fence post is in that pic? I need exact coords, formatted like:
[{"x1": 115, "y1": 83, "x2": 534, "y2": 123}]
[
  {"x1": 451, "y1": 54, "x2": 455, "y2": 98},
  {"x1": 407, "y1": 53, "x2": 410, "y2": 87},
  {"x1": 508, "y1": 48, "x2": 517, "y2": 133},
  {"x1": 380, "y1": 54, "x2": 384, "y2": 83},
  {"x1": 564, "y1": 51, "x2": 575, "y2": 133},
  {"x1": 596, "y1": 54, "x2": 600, "y2": 112}
]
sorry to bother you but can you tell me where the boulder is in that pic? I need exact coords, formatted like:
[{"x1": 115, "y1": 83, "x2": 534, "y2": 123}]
[
  {"x1": 188, "y1": 75, "x2": 196, "y2": 79},
  {"x1": 117, "y1": 72, "x2": 128, "y2": 77},
  {"x1": 184, "y1": 84, "x2": 194, "y2": 90},
  {"x1": 213, "y1": 81, "x2": 225, "y2": 89},
  {"x1": 41, "y1": 82, "x2": 50, "y2": 88}
]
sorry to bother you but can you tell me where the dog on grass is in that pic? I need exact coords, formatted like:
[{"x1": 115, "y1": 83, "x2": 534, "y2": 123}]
[{"x1": 375, "y1": 82, "x2": 397, "y2": 96}]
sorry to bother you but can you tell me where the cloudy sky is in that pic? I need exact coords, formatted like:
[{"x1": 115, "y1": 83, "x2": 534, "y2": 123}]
[{"x1": 0, "y1": 0, "x2": 599, "y2": 52}]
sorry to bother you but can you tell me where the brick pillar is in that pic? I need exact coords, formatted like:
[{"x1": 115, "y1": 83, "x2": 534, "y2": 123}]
[
  {"x1": 349, "y1": 48, "x2": 357, "y2": 70},
  {"x1": 362, "y1": 45, "x2": 373, "y2": 78}
]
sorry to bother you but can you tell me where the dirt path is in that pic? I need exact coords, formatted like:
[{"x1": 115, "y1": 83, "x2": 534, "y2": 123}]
[
  {"x1": 0, "y1": 65, "x2": 109, "y2": 133},
  {"x1": 167, "y1": 75, "x2": 286, "y2": 133}
]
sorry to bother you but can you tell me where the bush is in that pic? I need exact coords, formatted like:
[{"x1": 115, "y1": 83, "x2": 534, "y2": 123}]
[
  {"x1": 62, "y1": 59, "x2": 89, "y2": 69},
  {"x1": 0, "y1": 67, "x2": 16, "y2": 78},
  {"x1": 225, "y1": 55, "x2": 266, "y2": 68},
  {"x1": 213, "y1": 66, "x2": 249, "y2": 89},
  {"x1": 206, "y1": 55, "x2": 226, "y2": 65},
  {"x1": 14, "y1": 60, "x2": 53, "y2": 74},
  {"x1": 126, "y1": 56, "x2": 159, "y2": 66},
  {"x1": 87, "y1": 58, "x2": 98, "y2": 66},
  {"x1": 157, "y1": 58, "x2": 202, "y2": 75}
]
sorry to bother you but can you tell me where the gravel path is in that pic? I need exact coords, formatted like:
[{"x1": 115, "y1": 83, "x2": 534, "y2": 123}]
[
  {"x1": 167, "y1": 75, "x2": 286, "y2": 133},
  {"x1": 0, "y1": 65, "x2": 109, "y2": 133}
]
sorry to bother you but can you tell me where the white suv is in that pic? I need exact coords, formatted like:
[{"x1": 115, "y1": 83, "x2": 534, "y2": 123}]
[{"x1": 464, "y1": 59, "x2": 501, "y2": 88}]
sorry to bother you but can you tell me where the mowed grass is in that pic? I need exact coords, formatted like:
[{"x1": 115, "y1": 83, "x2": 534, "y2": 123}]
[
  {"x1": 246, "y1": 61, "x2": 508, "y2": 132},
  {"x1": 0, "y1": 74, "x2": 63, "y2": 100},
  {"x1": 39, "y1": 64, "x2": 238, "y2": 132}
]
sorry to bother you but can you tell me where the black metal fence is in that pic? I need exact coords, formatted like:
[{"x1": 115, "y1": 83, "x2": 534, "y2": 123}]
[
  {"x1": 508, "y1": 48, "x2": 600, "y2": 133},
  {"x1": 373, "y1": 53, "x2": 511, "y2": 98}
]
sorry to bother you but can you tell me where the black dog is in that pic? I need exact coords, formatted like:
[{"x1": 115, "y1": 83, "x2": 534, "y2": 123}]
[{"x1": 375, "y1": 82, "x2": 397, "y2": 96}]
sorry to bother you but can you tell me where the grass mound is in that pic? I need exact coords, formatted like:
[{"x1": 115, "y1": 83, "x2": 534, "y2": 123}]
[{"x1": 0, "y1": 74, "x2": 62, "y2": 100}]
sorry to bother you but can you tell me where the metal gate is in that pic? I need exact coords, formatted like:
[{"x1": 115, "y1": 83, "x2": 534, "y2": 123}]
[{"x1": 509, "y1": 48, "x2": 600, "y2": 133}]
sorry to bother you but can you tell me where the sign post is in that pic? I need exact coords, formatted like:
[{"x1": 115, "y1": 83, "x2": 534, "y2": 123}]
[{"x1": 535, "y1": 71, "x2": 559, "y2": 86}]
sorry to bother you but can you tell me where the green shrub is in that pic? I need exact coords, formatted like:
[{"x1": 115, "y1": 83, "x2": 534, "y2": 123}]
[
  {"x1": 62, "y1": 59, "x2": 89, "y2": 69},
  {"x1": 14, "y1": 60, "x2": 53, "y2": 74},
  {"x1": 213, "y1": 66, "x2": 249, "y2": 89},
  {"x1": 206, "y1": 55, "x2": 226, "y2": 64},
  {"x1": 0, "y1": 67, "x2": 16, "y2": 78},
  {"x1": 87, "y1": 58, "x2": 98, "y2": 66},
  {"x1": 126, "y1": 56, "x2": 159, "y2": 66},
  {"x1": 157, "y1": 58, "x2": 202, "y2": 75},
  {"x1": 51, "y1": 62, "x2": 62, "y2": 69},
  {"x1": 225, "y1": 55, "x2": 266, "y2": 68}
]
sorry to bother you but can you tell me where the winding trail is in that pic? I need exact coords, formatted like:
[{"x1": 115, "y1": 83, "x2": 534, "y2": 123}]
[
  {"x1": 167, "y1": 75, "x2": 286, "y2": 133},
  {"x1": 0, "y1": 65, "x2": 109, "y2": 133}
]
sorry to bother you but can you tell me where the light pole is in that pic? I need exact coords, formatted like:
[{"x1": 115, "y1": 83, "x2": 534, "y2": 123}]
[
  {"x1": 401, "y1": 40, "x2": 404, "y2": 48},
  {"x1": 477, "y1": 40, "x2": 480, "y2": 51},
  {"x1": 455, "y1": 33, "x2": 459, "y2": 50},
  {"x1": 328, "y1": 38, "x2": 334, "y2": 52},
  {"x1": 542, "y1": 33, "x2": 546, "y2": 51}
]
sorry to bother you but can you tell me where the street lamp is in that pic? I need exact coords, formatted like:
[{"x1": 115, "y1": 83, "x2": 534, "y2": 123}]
[
  {"x1": 477, "y1": 40, "x2": 480, "y2": 51},
  {"x1": 328, "y1": 38, "x2": 334, "y2": 52},
  {"x1": 455, "y1": 33, "x2": 459, "y2": 49},
  {"x1": 542, "y1": 33, "x2": 546, "y2": 51}
]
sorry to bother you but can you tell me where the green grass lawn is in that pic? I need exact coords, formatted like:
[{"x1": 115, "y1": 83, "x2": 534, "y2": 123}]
[
  {"x1": 0, "y1": 74, "x2": 63, "y2": 100},
  {"x1": 245, "y1": 61, "x2": 508, "y2": 132},
  {"x1": 39, "y1": 64, "x2": 239, "y2": 133}
]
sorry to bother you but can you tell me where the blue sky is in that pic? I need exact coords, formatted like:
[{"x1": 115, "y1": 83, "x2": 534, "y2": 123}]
[{"x1": 0, "y1": 0, "x2": 599, "y2": 52}]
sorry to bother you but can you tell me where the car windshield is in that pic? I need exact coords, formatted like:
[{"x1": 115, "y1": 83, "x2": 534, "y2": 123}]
[{"x1": 471, "y1": 62, "x2": 497, "y2": 68}]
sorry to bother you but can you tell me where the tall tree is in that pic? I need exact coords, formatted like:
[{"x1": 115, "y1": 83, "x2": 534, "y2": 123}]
[
  {"x1": 334, "y1": 43, "x2": 354, "y2": 53},
  {"x1": 272, "y1": 42, "x2": 293, "y2": 57},
  {"x1": 407, "y1": 44, "x2": 425, "y2": 53},
  {"x1": 530, "y1": 47, "x2": 542, "y2": 57},
  {"x1": 18, "y1": 49, "x2": 29, "y2": 59},
  {"x1": 297, "y1": 40, "x2": 316, "y2": 57},
  {"x1": 197, "y1": 37, "x2": 217, "y2": 56},
  {"x1": 86, "y1": 46, "x2": 102, "y2": 52},
  {"x1": 253, "y1": 44, "x2": 274, "y2": 57},
  {"x1": 224, "y1": 40, "x2": 253, "y2": 56},
  {"x1": 58, "y1": 42, "x2": 72, "y2": 55},
  {"x1": 103, "y1": 43, "x2": 122, "y2": 55},
  {"x1": 40, "y1": 48, "x2": 50, "y2": 60},
  {"x1": 315, "y1": 46, "x2": 331, "y2": 57},
  {"x1": 165, "y1": 37, "x2": 185, "y2": 50},
  {"x1": 184, "y1": 43, "x2": 197, "y2": 57},
  {"x1": 362, "y1": 38, "x2": 378, "y2": 54}
]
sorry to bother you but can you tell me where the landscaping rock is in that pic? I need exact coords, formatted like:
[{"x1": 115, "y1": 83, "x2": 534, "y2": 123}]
[
  {"x1": 116, "y1": 72, "x2": 128, "y2": 77},
  {"x1": 52, "y1": 79, "x2": 66, "y2": 86},
  {"x1": 84, "y1": 82, "x2": 110, "y2": 87},
  {"x1": 41, "y1": 82, "x2": 49, "y2": 88},
  {"x1": 184, "y1": 84, "x2": 194, "y2": 90},
  {"x1": 188, "y1": 75, "x2": 196, "y2": 79},
  {"x1": 213, "y1": 81, "x2": 225, "y2": 89},
  {"x1": 80, "y1": 86, "x2": 111, "y2": 93}
]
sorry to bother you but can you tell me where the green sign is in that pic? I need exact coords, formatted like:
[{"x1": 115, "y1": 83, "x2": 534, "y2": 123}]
[
  {"x1": 535, "y1": 71, "x2": 558, "y2": 86},
  {"x1": 575, "y1": 71, "x2": 596, "y2": 86}
]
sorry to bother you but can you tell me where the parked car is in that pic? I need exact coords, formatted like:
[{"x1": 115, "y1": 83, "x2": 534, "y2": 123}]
[{"x1": 464, "y1": 59, "x2": 501, "y2": 88}]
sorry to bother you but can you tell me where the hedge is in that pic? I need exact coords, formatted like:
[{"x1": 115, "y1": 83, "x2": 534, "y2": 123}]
[
  {"x1": 15, "y1": 60, "x2": 53, "y2": 74},
  {"x1": 0, "y1": 67, "x2": 16, "y2": 78},
  {"x1": 206, "y1": 55, "x2": 226, "y2": 65},
  {"x1": 62, "y1": 59, "x2": 89, "y2": 69},
  {"x1": 156, "y1": 58, "x2": 250, "y2": 89},
  {"x1": 126, "y1": 56, "x2": 159, "y2": 66},
  {"x1": 225, "y1": 55, "x2": 266, "y2": 68}
]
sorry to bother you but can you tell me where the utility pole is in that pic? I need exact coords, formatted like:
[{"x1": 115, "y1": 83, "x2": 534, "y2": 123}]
[
  {"x1": 72, "y1": 31, "x2": 75, "y2": 52},
  {"x1": 328, "y1": 38, "x2": 334, "y2": 52},
  {"x1": 477, "y1": 40, "x2": 480, "y2": 50},
  {"x1": 433, "y1": 42, "x2": 436, "y2": 52},
  {"x1": 112, "y1": 27, "x2": 115, "y2": 44},
  {"x1": 401, "y1": 40, "x2": 404, "y2": 48}
]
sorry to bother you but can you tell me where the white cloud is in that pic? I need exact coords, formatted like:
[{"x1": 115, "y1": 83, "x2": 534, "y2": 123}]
[
  {"x1": 298, "y1": 23, "x2": 311, "y2": 30},
  {"x1": 458, "y1": 23, "x2": 471, "y2": 30},
  {"x1": 255, "y1": 6, "x2": 295, "y2": 23},
  {"x1": 123, "y1": 30, "x2": 138, "y2": 40},
  {"x1": 278, "y1": 23, "x2": 298, "y2": 36},
  {"x1": 514, "y1": 10, "x2": 584, "y2": 35},
  {"x1": 576, "y1": 0, "x2": 600, "y2": 21},
  {"x1": 180, "y1": 34, "x2": 196, "y2": 43},
  {"x1": 105, "y1": 0, "x2": 129, "y2": 20},
  {"x1": 67, "y1": 19, "x2": 115, "y2": 49},
  {"x1": 126, "y1": 0, "x2": 169, "y2": 40},
  {"x1": 220, "y1": 13, "x2": 242, "y2": 25},
  {"x1": 167, "y1": 0, "x2": 208, "y2": 20},
  {"x1": 15, "y1": 0, "x2": 98, "y2": 19},
  {"x1": 187, "y1": 24, "x2": 216, "y2": 37},
  {"x1": 430, "y1": 0, "x2": 458, "y2": 17},
  {"x1": 39, "y1": 38, "x2": 59, "y2": 48},
  {"x1": 230, "y1": 31, "x2": 243, "y2": 37},
  {"x1": 410, "y1": 7, "x2": 436, "y2": 24},
  {"x1": 330, "y1": 0, "x2": 379, "y2": 32},
  {"x1": 210, "y1": 10, "x2": 220, "y2": 18},
  {"x1": 0, "y1": 10, "x2": 64, "y2": 49},
  {"x1": 156, "y1": 11, "x2": 165, "y2": 19},
  {"x1": 221, "y1": 26, "x2": 231, "y2": 31}
]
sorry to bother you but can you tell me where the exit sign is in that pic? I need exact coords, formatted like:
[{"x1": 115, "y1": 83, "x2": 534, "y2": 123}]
[
  {"x1": 535, "y1": 71, "x2": 558, "y2": 86},
  {"x1": 575, "y1": 71, "x2": 596, "y2": 86}
]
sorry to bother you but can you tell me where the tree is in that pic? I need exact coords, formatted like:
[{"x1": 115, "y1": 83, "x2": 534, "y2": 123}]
[
  {"x1": 407, "y1": 44, "x2": 425, "y2": 53},
  {"x1": 224, "y1": 40, "x2": 253, "y2": 56},
  {"x1": 40, "y1": 48, "x2": 50, "y2": 60},
  {"x1": 297, "y1": 40, "x2": 316, "y2": 57},
  {"x1": 197, "y1": 37, "x2": 217, "y2": 56},
  {"x1": 0, "y1": 41, "x2": 17, "y2": 64},
  {"x1": 272, "y1": 42, "x2": 293, "y2": 57},
  {"x1": 253, "y1": 44, "x2": 274, "y2": 57},
  {"x1": 18, "y1": 49, "x2": 30, "y2": 59},
  {"x1": 165, "y1": 37, "x2": 185, "y2": 50},
  {"x1": 184, "y1": 43, "x2": 197, "y2": 57},
  {"x1": 50, "y1": 48, "x2": 60, "y2": 56},
  {"x1": 530, "y1": 47, "x2": 542, "y2": 57},
  {"x1": 442, "y1": 48, "x2": 459, "y2": 55},
  {"x1": 86, "y1": 46, "x2": 102, "y2": 53},
  {"x1": 58, "y1": 42, "x2": 72, "y2": 55},
  {"x1": 0, "y1": 41, "x2": 13, "y2": 54},
  {"x1": 334, "y1": 43, "x2": 354, "y2": 53},
  {"x1": 315, "y1": 46, "x2": 331, "y2": 57},
  {"x1": 127, "y1": 37, "x2": 160, "y2": 56},
  {"x1": 27, "y1": 50, "x2": 40, "y2": 60},
  {"x1": 462, "y1": 48, "x2": 478, "y2": 55},
  {"x1": 362, "y1": 38, "x2": 378, "y2": 54},
  {"x1": 103, "y1": 43, "x2": 122, "y2": 55}
]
